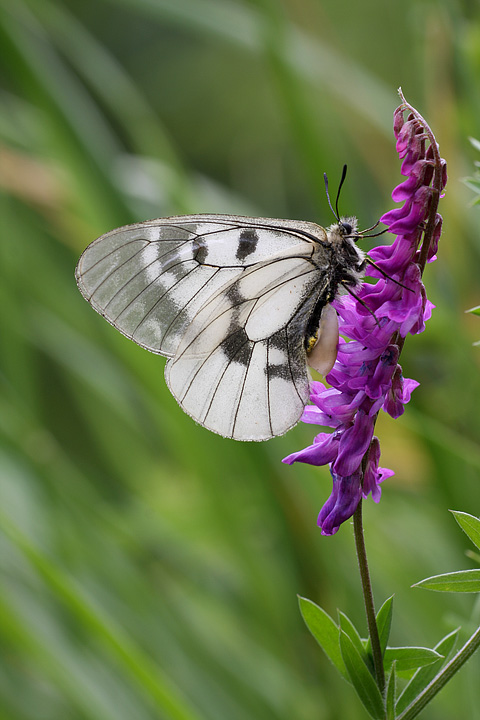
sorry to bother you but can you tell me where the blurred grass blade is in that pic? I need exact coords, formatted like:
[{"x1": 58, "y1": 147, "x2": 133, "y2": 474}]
[
  {"x1": 0, "y1": 510, "x2": 206, "y2": 720},
  {"x1": 468, "y1": 137, "x2": 480, "y2": 152},
  {"x1": 0, "y1": 0, "x2": 131, "y2": 227},
  {"x1": 19, "y1": 0, "x2": 193, "y2": 212},
  {"x1": 104, "y1": 0, "x2": 394, "y2": 134}
]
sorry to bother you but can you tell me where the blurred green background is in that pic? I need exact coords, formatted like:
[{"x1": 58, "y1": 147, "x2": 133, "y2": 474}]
[{"x1": 1, "y1": 0, "x2": 480, "y2": 718}]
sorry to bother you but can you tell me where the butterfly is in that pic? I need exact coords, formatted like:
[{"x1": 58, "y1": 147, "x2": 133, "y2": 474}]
[{"x1": 75, "y1": 207, "x2": 367, "y2": 441}]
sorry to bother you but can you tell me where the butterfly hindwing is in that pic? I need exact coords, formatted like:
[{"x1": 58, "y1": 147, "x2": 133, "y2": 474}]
[{"x1": 165, "y1": 255, "x2": 325, "y2": 440}]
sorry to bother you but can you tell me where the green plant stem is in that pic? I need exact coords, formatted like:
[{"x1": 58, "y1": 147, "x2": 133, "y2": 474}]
[
  {"x1": 396, "y1": 624, "x2": 480, "y2": 720},
  {"x1": 353, "y1": 500, "x2": 385, "y2": 694}
]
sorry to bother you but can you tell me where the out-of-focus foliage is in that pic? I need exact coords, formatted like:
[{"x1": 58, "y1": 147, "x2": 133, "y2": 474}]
[
  {"x1": 1, "y1": 0, "x2": 480, "y2": 718},
  {"x1": 464, "y1": 137, "x2": 480, "y2": 205}
]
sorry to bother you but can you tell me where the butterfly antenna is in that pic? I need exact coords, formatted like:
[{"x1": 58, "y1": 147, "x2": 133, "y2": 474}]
[
  {"x1": 359, "y1": 220, "x2": 381, "y2": 234},
  {"x1": 363, "y1": 226, "x2": 391, "y2": 239},
  {"x1": 324, "y1": 172, "x2": 340, "y2": 222},
  {"x1": 335, "y1": 164, "x2": 348, "y2": 220}
]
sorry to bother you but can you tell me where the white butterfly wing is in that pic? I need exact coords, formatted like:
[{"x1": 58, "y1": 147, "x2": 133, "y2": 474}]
[
  {"x1": 76, "y1": 214, "x2": 331, "y2": 441},
  {"x1": 165, "y1": 255, "x2": 326, "y2": 440},
  {"x1": 75, "y1": 215, "x2": 323, "y2": 358}
]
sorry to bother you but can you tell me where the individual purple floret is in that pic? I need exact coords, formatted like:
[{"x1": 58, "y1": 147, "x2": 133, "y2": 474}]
[{"x1": 283, "y1": 94, "x2": 447, "y2": 536}]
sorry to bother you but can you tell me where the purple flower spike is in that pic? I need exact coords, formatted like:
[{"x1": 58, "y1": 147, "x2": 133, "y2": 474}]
[
  {"x1": 282, "y1": 91, "x2": 447, "y2": 536},
  {"x1": 318, "y1": 469, "x2": 364, "y2": 536}
]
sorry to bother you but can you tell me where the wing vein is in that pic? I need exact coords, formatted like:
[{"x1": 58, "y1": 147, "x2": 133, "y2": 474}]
[
  {"x1": 81, "y1": 232, "x2": 194, "y2": 278},
  {"x1": 286, "y1": 321, "x2": 307, "y2": 404},
  {"x1": 175, "y1": 265, "x2": 318, "y2": 361},
  {"x1": 178, "y1": 293, "x2": 259, "y2": 404},
  {"x1": 107, "y1": 256, "x2": 192, "y2": 319},
  {"x1": 153, "y1": 268, "x2": 222, "y2": 346},
  {"x1": 202, "y1": 337, "x2": 251, "y2": 429},
  {"x1": 177, "y1": 223, "x2": 318, "y2": 250},
  {"x1": 231, "y1": 343, "x2": 256, "y2": 438},
  {"x1": 266, "y1": 339, "x2": 273, "y2": 437},
  {"x1": 85, "y1": 243, "x2": 148, "y2": 300}
]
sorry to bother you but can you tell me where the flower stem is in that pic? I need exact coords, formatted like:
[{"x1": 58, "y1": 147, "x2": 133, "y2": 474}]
[
  {"x1": 353, "y1": 499, "x2": 385, "y2": 694},
  {"x1": 396, "y1": 624, "x2": 480, "y2": 720}
]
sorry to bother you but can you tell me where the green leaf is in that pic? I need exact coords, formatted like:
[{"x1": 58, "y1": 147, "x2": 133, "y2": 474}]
[
  {"x1": 466, "y1": 305, "x2": 480, "y2": 316},
  {"x1": 383, "y1": 646, "x2": 442, "y2": 673},
  {"x1": 298, "y1": 597, "x2": 348, "y2": 680},
  {"x1": 413, "y1": 569, "x2": 480, "y2": 593},
  {"x1": 386, "y1": 663, "x2": 396, "y2": 720},
  {"x1": 365, "y1": 596, "x2": 394, "y2": 659},
  {"x1": 338, "y1": 612, "x2": 370, "y2": 668},
  {"x1": 451, "y1": 510, "x2": 480, "y2": 550},
  {"x1": 376, "y1": 596, "x2": 394, "y2": 655},
  {"x1": 395, "y1": 629, "x2": 459, "y2": 715},
  {"x1": 339, "y1": 631, "x2": 385, "y2": 719}
]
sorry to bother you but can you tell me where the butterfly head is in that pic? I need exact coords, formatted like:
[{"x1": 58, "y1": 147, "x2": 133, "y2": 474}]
[
  {"x1": 325, "y1": 216, "x2": 365, "y2": 286},
  {"x1": 339, "y1": 216, "x2": 359, "y2": 240},
  {"x1": 326, "y1": 216, "x2": 361, "y2": 248}
]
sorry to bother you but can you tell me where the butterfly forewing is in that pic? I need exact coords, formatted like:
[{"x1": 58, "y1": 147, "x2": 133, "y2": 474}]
[{"x1": 75, "y1": 215, "x2": 322, "y2": 359}]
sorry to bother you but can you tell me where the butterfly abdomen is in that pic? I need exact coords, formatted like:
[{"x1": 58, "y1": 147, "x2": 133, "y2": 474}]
[{"x1": 303, "y1": 218, "x2": 364, "y2": 368}]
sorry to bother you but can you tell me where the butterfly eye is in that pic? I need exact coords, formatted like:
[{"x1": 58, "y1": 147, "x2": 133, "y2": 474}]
[{"x1": 341, "y1": 222, "x2": 353, "y2": 235}]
